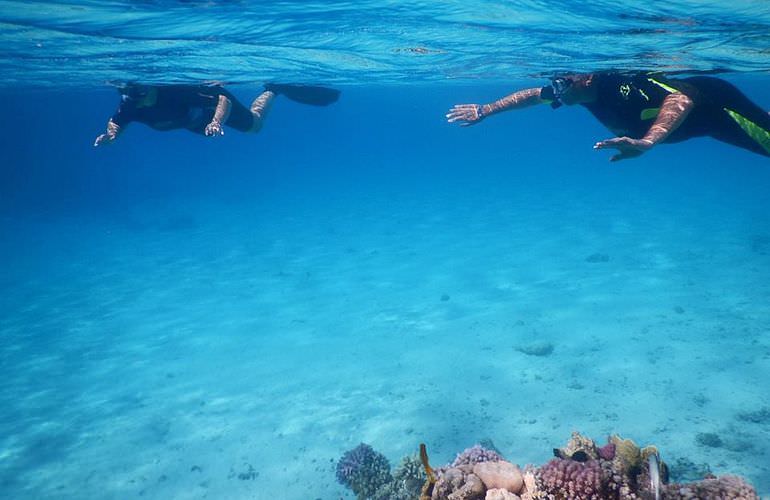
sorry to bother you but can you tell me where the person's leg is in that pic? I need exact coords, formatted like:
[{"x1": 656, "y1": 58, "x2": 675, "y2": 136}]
[
  {"x1": 684, "y1": 77, "x2": 770, "y2": 156},
  {"x1": 220, "y1": 93, "x2": 258, "y2": 133},
  {"x1": 248, "y1": 90, "x2": 276, "y2": 133}
]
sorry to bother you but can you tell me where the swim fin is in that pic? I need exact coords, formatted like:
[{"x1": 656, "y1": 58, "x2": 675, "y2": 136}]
[{"x1": 264, "y1": 83, "x2": 340, "y2": 106}]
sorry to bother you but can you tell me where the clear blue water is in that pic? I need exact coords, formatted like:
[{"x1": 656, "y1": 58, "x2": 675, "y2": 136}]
[
  {"x1": 1, "y1": 0, "x2": 769, "y2": 86},
  {"x1": 1, "y1": 2, "x2": 769, "y2": 499}
]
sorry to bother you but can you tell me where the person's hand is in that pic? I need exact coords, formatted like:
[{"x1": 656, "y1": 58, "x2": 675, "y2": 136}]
[
  {"x1": 593, "y1": 137, "x2": 653, "y2": 162},
  {"x1": 94, "y1": 133, "x2": 116, "y2": 147},
  {"x1": 446, "y1": 104, "x2": 486, "y2": 127},
  {"x1": 205, "y1": 119, "x2": 224, "y2": 137}
]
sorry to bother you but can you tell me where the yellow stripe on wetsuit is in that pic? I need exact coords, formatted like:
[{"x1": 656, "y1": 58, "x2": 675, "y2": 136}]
[
  {"x1": 638, "y1": 77, "x2": 677, "y2": 121},
  {"x1": 647, "y1": 78, "x2": 679, "y2": 94},
  {"x1": 640, "y1": 108, "x2": 660, "y2": 120}
]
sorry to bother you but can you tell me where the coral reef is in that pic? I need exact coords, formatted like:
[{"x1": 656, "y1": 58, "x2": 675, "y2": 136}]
[
  {"x1": 554, "y1": 431, "x2": 600, "y2": 461},
  {"x1": 663, "y1": 474, "x2": 758, "y2": 499},
  {"x1": 451, "y1": 444, "x2": 505, "y2": 467},
  {"x1": 537, "y1": 458, "x2": 605, "y2": 499},
  {"x1": 395, "y1": 454, "x2": 428, "y2": 495},
  {"x1": 336, "y1": 433, "x2": 760, "y2": 500},
  {"x1": 374, "y1": 454, "x2": 428, "y2": 500},
  {"x1": 473, "y1": 461, "x2": 523, "y2": 492},
  {"x1": 534, "y1": 455, "x2": 646, "y2": 499},
  {"x1": 336, "y1": 444, "x2": 426, "y2": 500},
  {"x1": 336, "y1": 443, "x2": 392, "y2": 500},
  {"x1": 596, "y1": 442, "x2": 616, "y2": 461},
  {"x1": 432, "y1": 465, "x2": 485, "y2": 500},
  {"x1": 485, "y1": 488, "x2": 520, "y2": 500}
]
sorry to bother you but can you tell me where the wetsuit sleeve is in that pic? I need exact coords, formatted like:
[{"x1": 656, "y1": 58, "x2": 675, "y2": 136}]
[
  {"x1": 110, "y1": 101, "x2": 136, "y2": 127},
  {"x1": 668, "y1": 80, "x2": 700, "y2": 104}
]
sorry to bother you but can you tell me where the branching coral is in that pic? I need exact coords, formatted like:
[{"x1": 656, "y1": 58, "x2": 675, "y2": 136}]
[
  {"x1": 336, "y1": 443, "x2": 392, "y2": 500},
  {"x1": 537, "y1": 458, "x2": 606, "y2": 500},
  {"x1": 373, "y1": 454, "x2": 427, "y2": 500}
]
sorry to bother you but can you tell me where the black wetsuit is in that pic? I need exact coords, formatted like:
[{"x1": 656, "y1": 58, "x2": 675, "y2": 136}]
[
  {"x1": 560, "y1": 72, "x2": 770, "y2": 157},
  {"x1": 111, "y1": 85, "x2": 255, "y2": 134}
]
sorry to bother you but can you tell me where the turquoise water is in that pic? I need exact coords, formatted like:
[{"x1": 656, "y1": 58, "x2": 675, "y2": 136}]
[
  {"x1": 1, "y1": 0, "x2": 769, "y2": 86},
  {"x1": 1, "y1": 2, "x2": 769, "y2": 499}
]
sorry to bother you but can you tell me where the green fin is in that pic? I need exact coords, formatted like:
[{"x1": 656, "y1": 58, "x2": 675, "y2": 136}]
[{"x1": 724, "y1": 108, "x2": 770, "y2": 154}]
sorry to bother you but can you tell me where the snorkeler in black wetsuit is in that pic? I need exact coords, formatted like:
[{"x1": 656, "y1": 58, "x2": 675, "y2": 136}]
[
  {"x1": 446, "y1": 71, "x2": 770, "y2": 161},
  {"x1": 94, "y1": 83, "x2": 340, "y2": 146}
]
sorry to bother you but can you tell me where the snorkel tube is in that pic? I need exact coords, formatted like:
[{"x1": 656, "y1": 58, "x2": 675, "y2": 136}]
[{"x1": 541, "y1": 76, "x2": 574, "y2": 109}]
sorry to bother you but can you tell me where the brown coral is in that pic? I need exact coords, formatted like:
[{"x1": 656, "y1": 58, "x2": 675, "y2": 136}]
[
  {"x1": 420, "y1": 443, "x2": 437, "y2": 500},
  {"x1": 554, "y1": 431, "x2": 600, "y2": 461},
  {"x1": 609, "y1": 434, "x2": 646, "y2": 477},
  {"x1": 431, "y1": 465, "x2": 485, "y2": 500},
  {"x1": 449, "y1": 473, "x2": 485, "y2": 500},
  {"x1": 518, "y1": 470, "x2": 538, "y2": 500}
]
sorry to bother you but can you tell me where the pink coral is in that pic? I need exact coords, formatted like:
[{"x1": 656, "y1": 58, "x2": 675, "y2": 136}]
[
  {"x1": 537, "y1": 459, "x2": 605, "y2": 500},
  {"x1": 597, "y1": 442, "x2": 616, "y2": 460},
  {"x1": 451, "y1": 444, "x2": 504, "y2": 467}
]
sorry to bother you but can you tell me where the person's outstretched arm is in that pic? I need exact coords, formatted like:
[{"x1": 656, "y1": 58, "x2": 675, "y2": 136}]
[
  {"x1": 94, "y1": 118, "x2": 122, "y2": 147},
  {"x1": 446, "y1": 88, "x2": 545, "y2": 126},
  {"x1": 594, "y1": 92, "x2": 694, "y2": 161},
  {"x1": 204, "y1": 95, "x2": 232, "y2": 137}
]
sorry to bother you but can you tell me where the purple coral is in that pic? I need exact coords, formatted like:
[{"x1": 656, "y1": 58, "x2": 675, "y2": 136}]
[
  {"x1": 336, "y1": 443, "x2": 392, "y2": 498},
  {"x1": 537, "y1": 458, "x2": 606, "y2": 500},
  {"x1": 450, "y1": 444, "x2": 504, "y2": 467},
  {"x1": 597, "y1": 442, "x2": 616, "y2": 460}
]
